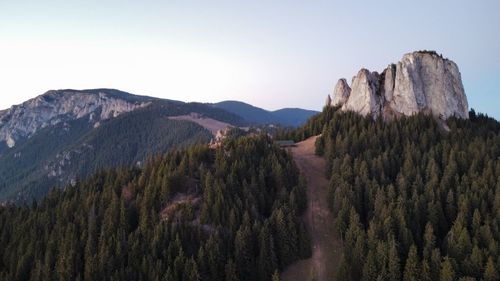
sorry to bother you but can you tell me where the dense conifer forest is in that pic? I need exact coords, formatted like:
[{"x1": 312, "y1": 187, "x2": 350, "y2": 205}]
[
  {"x1": 2, "y1": 103, "x2": 499, "y2": 281},
  {"x1": 306, "y1": 108, "x2": 500, "y2": 281},
  {"x1": 0, "y1": 135, "x2": 310, "y2": 281}
]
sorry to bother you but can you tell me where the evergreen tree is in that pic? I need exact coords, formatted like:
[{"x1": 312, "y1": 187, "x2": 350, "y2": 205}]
[
  {"x1": 483, "y1": 257, "x2": 498, "y2": 281},
  {"x1": 387, "y1": 238, "x2": 401, "y2": 281},
  {"x1": 440, "y1": 257, "x2": 455, "y2": 281},
  {"x1": 403, "y1": 245, "x2": 420, "y2": 281}
]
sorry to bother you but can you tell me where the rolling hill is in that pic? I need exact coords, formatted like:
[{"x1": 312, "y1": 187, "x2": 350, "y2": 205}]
[{"x1": 212, "y1": 100, "x2": 318, "y2": 127}]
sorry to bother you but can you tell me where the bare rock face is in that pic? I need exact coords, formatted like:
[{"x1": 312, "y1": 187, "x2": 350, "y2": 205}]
[
  {"x1": 0, "y1": 90, "x2": 151, "y2": 148},
  {"x1": 390, "y1": 52, "x2": 468, "y2": 119},
  {"x1": 325, "y1": 94, "x2": 332, "y2": 107},
  {"x1": 328, "y1": 51, "x2": 469, "y2": 119},
  {"x1": 342, "y1": 69, "x2": 382, "y2": 117},
  {"x1": 330, "y1": 78, "x2": 351, "y2": 107},
  {"x1": 382, "y1": 63, "x2": 396, "y2": 102}
]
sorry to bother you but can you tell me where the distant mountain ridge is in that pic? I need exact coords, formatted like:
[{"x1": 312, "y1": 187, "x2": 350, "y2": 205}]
[
  {"x1": 0, "y1": 89, "x2": 242, "y2": 201},
  {"x1": 213, "y1": 100, "x2": 318, "y2": 127},
  {"x1": 272, "y1": 108, "x2": 320, "y2": 127},
  {"x1": 0, "y1": 89, "x2": 317, "y2": 201}
]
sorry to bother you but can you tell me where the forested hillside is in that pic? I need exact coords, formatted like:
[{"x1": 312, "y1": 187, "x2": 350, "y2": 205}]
[
  {"x1": 0, "y1": 135, "x2": 310, "y2": 281},
  {"x1": 308, "y1": 108, "x2": 500, "y2": 281},
  {"x1": 0, "y1": 100, "x2": 246, "y2": 202}
]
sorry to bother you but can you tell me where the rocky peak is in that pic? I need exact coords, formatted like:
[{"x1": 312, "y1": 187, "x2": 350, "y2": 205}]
[
  {"x1": 342, "y1": 69, "x2": 382, "y2": 117},
  {"x1": 325, "y1": 94, "x2": 332, "y2": 107},
  {"x1": 327, "y1": 51, "x2": 469, "y2": 119},
  {"x1": 331, "y1": 78, "x2": 351, "y2": 107},
  {"x1": 0, "y1": 89, "x2": 152, "y2": 148}
]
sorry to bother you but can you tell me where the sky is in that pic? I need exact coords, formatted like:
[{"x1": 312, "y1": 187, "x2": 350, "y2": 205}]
[{"x1": 0, "y1": 0, "x2": 499, "y2": 119}]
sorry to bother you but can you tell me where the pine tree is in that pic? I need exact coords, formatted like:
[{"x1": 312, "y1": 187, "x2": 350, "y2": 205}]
[
  {"x1": 467, "y1": 246, "x2": 483, "y2": 279},
  {"x1": 363, "y1": 250, "x2": 379, "y2": 281},
  {"x1": 421, "y1": 259, "x2": 433, "y2": 281},
  {"x1": 387, "y1": 238, "x2": 401, "y2": 281},
  {"x1": 483, "y1": 256, "x2": 498, "y2": 281},
  {"x1": 258, "y1": 224, "x2": 278, "y2": 281},
  {"x1": 234, "y1": 222, "x2": 255, "y2": 281},
  {"x1": 403, "y1": 245, "x2": 420, "y2": 281},
  {"x1": 205, "y1": 234, "x2": 224, "y2": 281},
  {"x1": 440, "y1": 257, "x2": 455, "y2": 281},
  {"x1": 423, "y1": 223, "x2": 436, "y2": 260},
  {"x1": 430, "y1": 249, "x2": 442, "y2": 281}
]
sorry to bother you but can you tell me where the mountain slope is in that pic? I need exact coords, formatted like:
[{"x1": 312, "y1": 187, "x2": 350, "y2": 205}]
[
  {"x1": 0, "y1": 89, "x2": 318, "y2": 202},
  {"x1": 285, "y1": 106, "x2": 500, "y2": 281},
  {"x1": 213, "y1": 100, "x2": 318, "y2": 126},
  {"x1": 0, "y1": 90, "x2": 246, "y2": 201},
  {"x1": 0, "y1": 135, "x2": 310, "y2": 280},
  {"x1": 213, "y1": 101, "x2": 281, "y2": 124},
  {"x1": 272, "y1": 108, "x2": 319, "y2": 127},
  {"x1": 0, "y1": 89, "x2": 155, "y2": 151}
]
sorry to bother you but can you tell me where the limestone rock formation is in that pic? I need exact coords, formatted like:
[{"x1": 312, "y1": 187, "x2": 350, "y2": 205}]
[
  {"x1": 325, "y1": 94, "x2": 332, "y2": 107},
  {"x1": 331, "y1": 78, "x2": 351, "y2": 107},
  {"x1": 327, "y1": 51, "x2": 469, "y2": 119},
  {"x1": 342, "y1": 69, "x2": 382, "y2": 116},
  {"x1": 0, "y1": 89, "x2": 152, "y2": 148}
]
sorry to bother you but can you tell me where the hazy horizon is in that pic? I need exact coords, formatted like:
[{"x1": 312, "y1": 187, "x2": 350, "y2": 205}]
[{"x1": 1, "y1": 0, "x2": 499, "y2": 118}]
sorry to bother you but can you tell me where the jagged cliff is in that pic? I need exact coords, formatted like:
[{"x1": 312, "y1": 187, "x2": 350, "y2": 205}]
[
  {"x1": 0, "y1": 89, "x2": 152, "y2": 148},
  {"x1": 327, "y1": 51, "x2": 469, "y2": 119}
]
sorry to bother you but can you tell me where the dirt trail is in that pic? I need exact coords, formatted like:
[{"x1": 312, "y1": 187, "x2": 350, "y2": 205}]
[{"x1": 281, "y1": 135, "x2": 342, "y2": 281}]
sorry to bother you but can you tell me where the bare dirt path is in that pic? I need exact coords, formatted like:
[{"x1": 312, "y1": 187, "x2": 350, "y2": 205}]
[{"x1": 281, "y1": 135, "x2": 342, "y2": 281}]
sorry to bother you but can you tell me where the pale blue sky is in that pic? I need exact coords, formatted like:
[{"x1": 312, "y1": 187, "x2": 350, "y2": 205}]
[{"x1": 1, "y1": 0, "x2": 499, "y2": 119}]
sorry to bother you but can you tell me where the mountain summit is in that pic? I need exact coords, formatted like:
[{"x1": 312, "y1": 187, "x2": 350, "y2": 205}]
[
  {"x1": 0, "y1": 89, "x2": 154, "y2": 149},
  {"x1": 327, "y1": 51, "x2": 469, "y2": 119}
]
